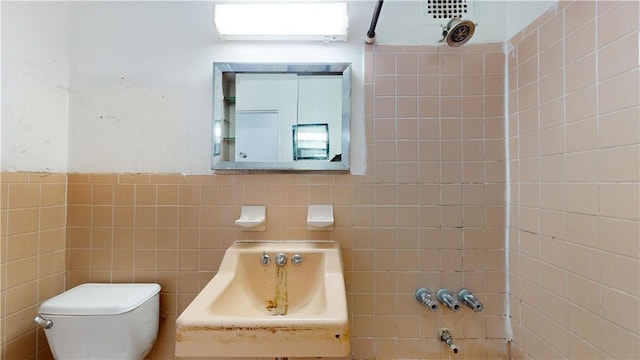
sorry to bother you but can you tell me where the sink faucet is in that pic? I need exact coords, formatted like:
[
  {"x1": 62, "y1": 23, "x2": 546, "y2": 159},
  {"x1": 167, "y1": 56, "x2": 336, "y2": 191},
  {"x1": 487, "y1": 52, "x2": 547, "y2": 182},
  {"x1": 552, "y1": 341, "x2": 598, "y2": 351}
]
[
  {"x1": 260, "y1": 252, "x2": 271, "y2": 266},
  {"x1": 291, "y1": 254, "x2": 303, "y2": 266},
  {"x1": 275, "y1": 253, "x2": 287, "y2": 266}
]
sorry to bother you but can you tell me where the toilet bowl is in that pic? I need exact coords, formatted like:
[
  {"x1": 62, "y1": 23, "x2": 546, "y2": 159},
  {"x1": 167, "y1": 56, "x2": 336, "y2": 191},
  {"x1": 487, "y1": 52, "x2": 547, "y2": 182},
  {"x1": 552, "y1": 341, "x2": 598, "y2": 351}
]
[{"x1": 35, "y1": 283, "x2": 161, "y2": 360}]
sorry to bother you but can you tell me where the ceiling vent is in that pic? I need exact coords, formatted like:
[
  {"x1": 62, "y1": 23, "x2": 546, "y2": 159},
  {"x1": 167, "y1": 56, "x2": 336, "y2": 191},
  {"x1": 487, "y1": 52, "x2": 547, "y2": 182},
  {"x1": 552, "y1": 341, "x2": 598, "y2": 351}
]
[{"x1": 425, "y1": 0, "x2": 468, "y2": 19}]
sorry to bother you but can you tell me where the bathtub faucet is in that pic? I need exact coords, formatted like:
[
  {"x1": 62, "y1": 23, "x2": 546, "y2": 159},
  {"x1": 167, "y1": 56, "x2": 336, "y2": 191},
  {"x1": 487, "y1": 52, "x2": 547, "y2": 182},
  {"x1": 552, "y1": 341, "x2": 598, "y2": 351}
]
[
  {"x1": 415, "y1": 288, "x2": 439, "y2": 311},
  {"x1": 457, "y1": 288, "x2": 484, "y2": 312},
  {"x1": 436, "y1": 288, "x2": 461, "y2": 312}
]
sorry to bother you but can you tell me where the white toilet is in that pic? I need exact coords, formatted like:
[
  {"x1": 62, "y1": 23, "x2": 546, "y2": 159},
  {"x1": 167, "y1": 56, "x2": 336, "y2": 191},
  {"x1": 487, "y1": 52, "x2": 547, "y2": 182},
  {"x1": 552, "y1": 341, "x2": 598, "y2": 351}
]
[{"x1": 35, "y1": 283, "x2": 161, "y2": 360}]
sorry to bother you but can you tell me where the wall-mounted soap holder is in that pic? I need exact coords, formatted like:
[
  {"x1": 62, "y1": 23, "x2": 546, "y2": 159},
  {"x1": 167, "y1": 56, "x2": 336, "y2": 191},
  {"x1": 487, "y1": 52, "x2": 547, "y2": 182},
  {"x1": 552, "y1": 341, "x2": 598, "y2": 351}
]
[
  {"x1": 235, "y1": 206, "x2": 266, "y2": 231},
  {"x1": 307, "y1": 205, "x2": 334, "y2": 230}
]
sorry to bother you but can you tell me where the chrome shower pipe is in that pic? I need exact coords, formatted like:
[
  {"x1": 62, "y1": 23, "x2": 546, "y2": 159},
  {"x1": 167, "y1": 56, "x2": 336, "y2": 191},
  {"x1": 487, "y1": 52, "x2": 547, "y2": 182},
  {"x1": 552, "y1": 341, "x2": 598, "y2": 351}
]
[
  {"x1": 436, "y1": 288, "x2": 461, "y2": 312},
  {"x1": 457, "y1": 288, "x2": 484, "y2": 312},
  {"x1": 366, "y1": 0, "x2": 384, "y2": 44},
  {"x1": 415, "y1": 288, "x2": 438, "y2": 311}
]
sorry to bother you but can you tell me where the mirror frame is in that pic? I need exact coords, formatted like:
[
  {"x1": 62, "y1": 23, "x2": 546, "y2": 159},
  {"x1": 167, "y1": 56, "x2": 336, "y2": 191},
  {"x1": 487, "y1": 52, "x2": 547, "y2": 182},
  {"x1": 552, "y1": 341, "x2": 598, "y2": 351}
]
[{"x1": 211, "y1": 62, "x2": 351, "y2": 173}]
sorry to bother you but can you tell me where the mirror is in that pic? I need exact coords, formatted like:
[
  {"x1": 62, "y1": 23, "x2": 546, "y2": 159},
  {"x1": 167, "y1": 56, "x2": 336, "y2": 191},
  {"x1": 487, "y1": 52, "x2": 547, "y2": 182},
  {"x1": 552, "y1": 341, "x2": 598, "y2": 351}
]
[{"x1": 212, "y1": 63, "x2": 351, "y2": 172}]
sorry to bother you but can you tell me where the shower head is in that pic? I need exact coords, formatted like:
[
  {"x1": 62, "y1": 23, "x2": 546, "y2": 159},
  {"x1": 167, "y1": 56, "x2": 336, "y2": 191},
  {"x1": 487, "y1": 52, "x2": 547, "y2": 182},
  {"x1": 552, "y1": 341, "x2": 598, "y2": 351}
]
[{"x1": 441, "y1": 17, "x2": 476, "y2": 47}]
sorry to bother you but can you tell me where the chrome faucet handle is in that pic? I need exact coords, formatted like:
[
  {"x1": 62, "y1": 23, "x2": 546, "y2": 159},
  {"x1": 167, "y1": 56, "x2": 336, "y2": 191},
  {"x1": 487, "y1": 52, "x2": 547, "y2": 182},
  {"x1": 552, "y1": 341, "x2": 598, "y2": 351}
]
[
  {"x1": 275, "y1": 253, "x2": 287, "y2": 266},
  {"x1": 457, "y1": 288, "x2": 483, "y2": 312},
  {"x1": 437, "y1": 288, "x2": 461, "y2": 312},
  {"x1": 291, "y1": 254, "x2": 303, "y2": 266},
  {"x1": 415, "y1": 288, "x2": 439, "y2": 311},
  {"x1": 260, "y1": 252, "x2": 271, "y2": 266}
]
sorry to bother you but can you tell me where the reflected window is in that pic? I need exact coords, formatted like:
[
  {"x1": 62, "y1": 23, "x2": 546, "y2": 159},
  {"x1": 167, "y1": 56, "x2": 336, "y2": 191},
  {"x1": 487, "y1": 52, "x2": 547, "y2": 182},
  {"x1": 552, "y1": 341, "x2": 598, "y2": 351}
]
[{"x1": 292, "y1": 123, "x2": 329, "y2": 160}]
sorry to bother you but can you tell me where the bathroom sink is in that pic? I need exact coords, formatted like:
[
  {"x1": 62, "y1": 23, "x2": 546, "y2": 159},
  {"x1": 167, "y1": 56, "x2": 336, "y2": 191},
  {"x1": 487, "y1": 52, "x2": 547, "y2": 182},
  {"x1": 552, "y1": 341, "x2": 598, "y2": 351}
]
[{"x1": 175, "y1": 240, "x2": 350, "y2": 358}]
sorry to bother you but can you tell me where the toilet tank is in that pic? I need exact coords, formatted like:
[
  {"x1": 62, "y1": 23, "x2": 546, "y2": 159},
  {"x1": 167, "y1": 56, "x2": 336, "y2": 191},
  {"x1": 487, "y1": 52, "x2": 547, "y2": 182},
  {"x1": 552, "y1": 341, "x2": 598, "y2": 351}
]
[{"x1": 38, "y1": 283, "x2": 161, "y2": 360}]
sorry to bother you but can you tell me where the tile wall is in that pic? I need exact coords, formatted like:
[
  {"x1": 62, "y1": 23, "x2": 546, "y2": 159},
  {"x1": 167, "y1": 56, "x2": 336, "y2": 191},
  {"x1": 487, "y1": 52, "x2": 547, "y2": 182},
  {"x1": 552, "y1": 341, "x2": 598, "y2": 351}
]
[
  {"x1": 507, "y1": 1, "x2": 640, "y2": 359},
  {"x1": 0, "y1": 172, "x2": 67, "y2": 359}
]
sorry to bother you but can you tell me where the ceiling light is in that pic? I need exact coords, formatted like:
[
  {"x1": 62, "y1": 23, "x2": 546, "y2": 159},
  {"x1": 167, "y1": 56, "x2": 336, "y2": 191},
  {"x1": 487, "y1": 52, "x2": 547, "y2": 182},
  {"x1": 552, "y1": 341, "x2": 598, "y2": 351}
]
[{"x1": 214, "y1": 3, "x2": 349, "y2": 42}]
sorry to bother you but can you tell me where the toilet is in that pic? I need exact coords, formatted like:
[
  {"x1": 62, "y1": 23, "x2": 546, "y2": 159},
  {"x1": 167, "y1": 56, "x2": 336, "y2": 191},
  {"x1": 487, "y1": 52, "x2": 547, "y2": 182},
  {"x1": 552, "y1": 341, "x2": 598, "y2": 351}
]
[{"x1": 35, "y1": 283, "x2": 161, "y2": 360}]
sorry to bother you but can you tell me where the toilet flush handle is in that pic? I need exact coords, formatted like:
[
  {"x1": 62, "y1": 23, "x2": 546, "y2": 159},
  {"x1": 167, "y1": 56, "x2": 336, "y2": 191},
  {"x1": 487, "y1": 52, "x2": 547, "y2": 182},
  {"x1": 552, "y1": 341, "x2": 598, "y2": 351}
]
[{"x1": 34, "y1": 315, "x2": 53, "y2": 329}]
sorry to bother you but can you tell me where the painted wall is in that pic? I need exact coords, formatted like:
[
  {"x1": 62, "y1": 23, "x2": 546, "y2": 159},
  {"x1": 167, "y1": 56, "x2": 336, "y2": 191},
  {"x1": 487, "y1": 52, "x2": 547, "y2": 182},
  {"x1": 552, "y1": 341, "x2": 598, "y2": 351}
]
[
  {"x1": 1, "y1": 2, "x2": 3, "y2": 170},
  {"x1": 66, "y1": 1, "x2": 367, "y2": 174},
  {"x1": 1, "y1": 2, "x2": 70, "y2": 172}
]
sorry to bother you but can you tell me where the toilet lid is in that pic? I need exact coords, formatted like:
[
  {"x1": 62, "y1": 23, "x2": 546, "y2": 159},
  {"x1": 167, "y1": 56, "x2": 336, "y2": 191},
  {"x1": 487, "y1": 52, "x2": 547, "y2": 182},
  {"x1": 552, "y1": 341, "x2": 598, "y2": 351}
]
[{"x1": 39, "y1": 283, "x2": 161, "y2": 316}]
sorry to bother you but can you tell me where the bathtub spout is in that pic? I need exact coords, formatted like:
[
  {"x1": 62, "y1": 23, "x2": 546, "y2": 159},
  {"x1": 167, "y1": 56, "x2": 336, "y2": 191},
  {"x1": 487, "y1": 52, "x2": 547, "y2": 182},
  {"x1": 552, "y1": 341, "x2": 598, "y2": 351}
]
[{"x1": 438, "y1": 328, "x2": 459, "y2": 354}]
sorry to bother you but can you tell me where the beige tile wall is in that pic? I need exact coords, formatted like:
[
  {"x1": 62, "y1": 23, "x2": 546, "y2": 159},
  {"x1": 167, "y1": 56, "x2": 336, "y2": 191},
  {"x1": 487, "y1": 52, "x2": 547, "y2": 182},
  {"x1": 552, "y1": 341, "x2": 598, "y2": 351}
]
[
  {"x1": 508, "y1": 1, "x2": 640, "y2": 358},
  {"x1": 61, "y1": 43, "x2": 506, "y2": 360},
  {"x1": 0, "y1": 172, "x2": 67, "y2": 360}
]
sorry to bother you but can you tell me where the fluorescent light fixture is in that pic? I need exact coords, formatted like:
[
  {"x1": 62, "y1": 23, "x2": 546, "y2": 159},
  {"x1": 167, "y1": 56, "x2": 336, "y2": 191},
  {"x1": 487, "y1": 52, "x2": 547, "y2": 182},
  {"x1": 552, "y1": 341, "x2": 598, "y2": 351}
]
[{"x1": 214, "y1": 3, "x2": 349, "y2": 41}]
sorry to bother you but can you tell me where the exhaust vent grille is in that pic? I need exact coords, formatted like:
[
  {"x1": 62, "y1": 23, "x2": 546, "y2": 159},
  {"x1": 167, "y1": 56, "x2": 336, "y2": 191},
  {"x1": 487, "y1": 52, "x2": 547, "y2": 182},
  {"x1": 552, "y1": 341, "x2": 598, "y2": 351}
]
[{"x1": 426, "y1": 0, "x2": 468, "y2": 19}]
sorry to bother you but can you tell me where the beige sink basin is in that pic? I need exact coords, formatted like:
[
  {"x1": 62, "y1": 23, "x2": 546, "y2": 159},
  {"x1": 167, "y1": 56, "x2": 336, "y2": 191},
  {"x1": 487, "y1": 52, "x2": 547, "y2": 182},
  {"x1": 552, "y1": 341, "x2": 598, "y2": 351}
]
[{"x1": 175, "y1": 240, "x2": 350, "y2": 358}]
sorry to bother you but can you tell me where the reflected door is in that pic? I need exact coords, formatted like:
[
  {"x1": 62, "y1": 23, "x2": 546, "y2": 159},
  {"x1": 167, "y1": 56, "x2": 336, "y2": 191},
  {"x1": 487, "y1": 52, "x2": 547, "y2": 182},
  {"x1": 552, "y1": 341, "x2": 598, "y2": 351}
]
[{"x1": 235, "y1": 110, "x2": 279, "y2": 162}]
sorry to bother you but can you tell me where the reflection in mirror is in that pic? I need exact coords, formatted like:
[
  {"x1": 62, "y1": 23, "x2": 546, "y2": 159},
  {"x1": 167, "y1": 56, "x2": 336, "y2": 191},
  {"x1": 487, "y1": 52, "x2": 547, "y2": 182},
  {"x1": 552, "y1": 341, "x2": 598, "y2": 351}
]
[
  {"x1": 212, "y1": 63, "x2": 351, "y2": 172},
  {"x1": 293, "y1": 123, "x2": 330, "y2": 160}
]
